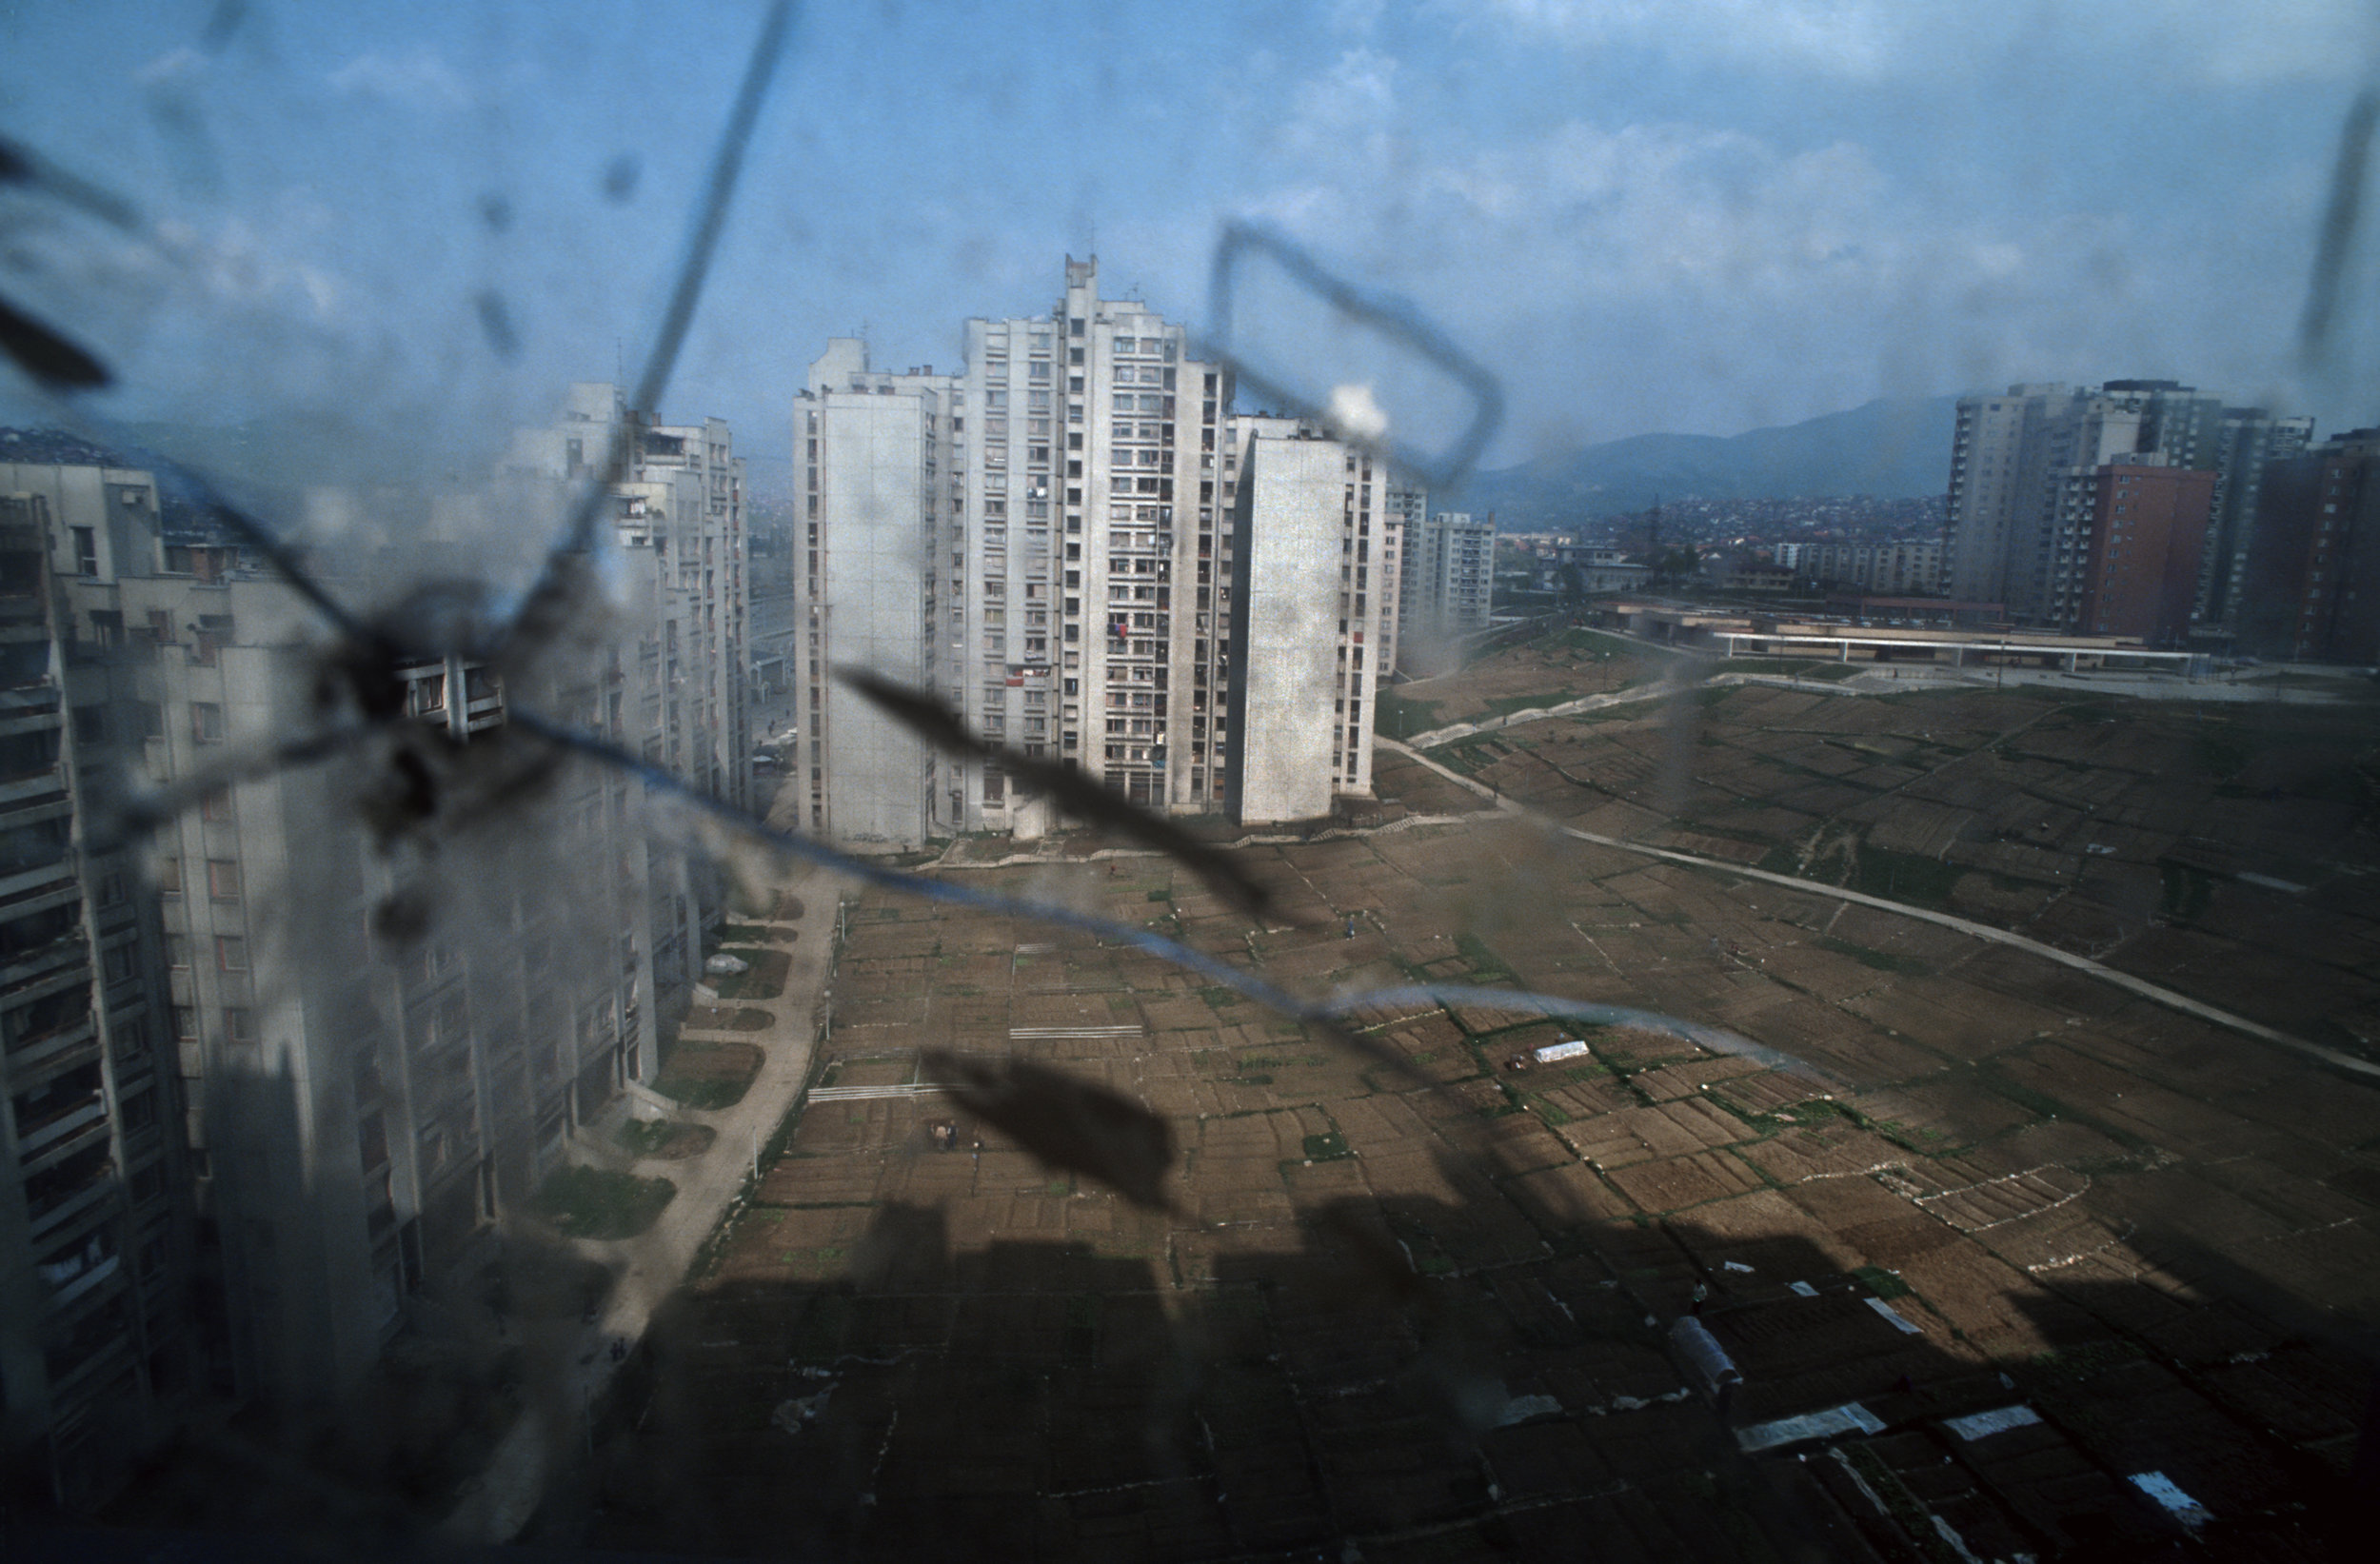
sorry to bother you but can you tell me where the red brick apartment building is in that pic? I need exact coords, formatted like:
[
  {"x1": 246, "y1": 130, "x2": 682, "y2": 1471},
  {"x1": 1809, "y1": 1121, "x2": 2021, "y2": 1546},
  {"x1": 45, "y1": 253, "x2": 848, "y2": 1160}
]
[{"x1": 2073, "y1": 460, "x2": 2212, "y2": 643}]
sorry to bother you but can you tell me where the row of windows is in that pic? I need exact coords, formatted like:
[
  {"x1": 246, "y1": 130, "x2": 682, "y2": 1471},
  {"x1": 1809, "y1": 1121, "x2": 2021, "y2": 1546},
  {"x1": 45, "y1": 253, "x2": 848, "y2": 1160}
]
[
  {"x1": 171, "y1": 1004, "x2": 255, "y2": 1043},
  {"x1": 166, "y1": 934, "x2": 248, "y2": 971}
]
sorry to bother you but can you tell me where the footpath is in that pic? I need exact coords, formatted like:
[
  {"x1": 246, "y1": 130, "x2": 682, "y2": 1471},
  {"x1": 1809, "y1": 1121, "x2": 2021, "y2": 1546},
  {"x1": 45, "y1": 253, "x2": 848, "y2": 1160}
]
[{"x1": 439, "y1": 841, "x2": 848, "y2": 1544}]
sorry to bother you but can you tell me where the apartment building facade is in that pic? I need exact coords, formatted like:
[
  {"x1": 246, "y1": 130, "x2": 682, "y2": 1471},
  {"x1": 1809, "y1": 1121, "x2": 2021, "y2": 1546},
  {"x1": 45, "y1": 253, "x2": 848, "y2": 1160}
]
[
  {"x1": 2069, "y1": 459, "x2": 2216, "y2": 643},
  {"x1": 2198, "y1": 407, "x2": 2314, "y2": 629},
  {"x1": 0, "y1": 468, "x2": 193, "y2": 1509},
  {"x1": 1774, "y1": 540, "x2": 1944, "y2": 595},
  {"x1": 793, "y1": 258, "x2": 1393, "y2": 850},
  {"x1": 1945, "y1": 380, "x2": 2305, "y2": 637},
  {"x1": 7, "y1": 445, "x2": 682, "y2": 1440},
  {"x1": 1396, "y1": 509, "x2": 1494, "y2": 674},
  {"x1": 2237, "y1": 427, "x2": 2380, "y2": 663},
  {"x1": 1219, "y1": 414, "x2": 1398, "y2": 815},
  {"x1": 503, "y1": 383, "x2": 754, "y2": 815}
]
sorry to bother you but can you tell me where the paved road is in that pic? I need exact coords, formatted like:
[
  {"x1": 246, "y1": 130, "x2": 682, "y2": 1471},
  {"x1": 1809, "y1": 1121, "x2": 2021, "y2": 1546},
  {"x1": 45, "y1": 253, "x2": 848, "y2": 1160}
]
[
  {"x1": 439, "y1": 852, "x2": 847, "y2": 1544},
  {"x1": 1377, "y1": 735, "x2": 2377, "y2": 1083}
]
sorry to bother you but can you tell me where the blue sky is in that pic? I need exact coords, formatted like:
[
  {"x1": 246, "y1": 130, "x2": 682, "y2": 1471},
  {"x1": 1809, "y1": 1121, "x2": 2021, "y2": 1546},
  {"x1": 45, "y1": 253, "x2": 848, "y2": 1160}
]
[{"x1": 2, "y1": 0, "x2": 2376, "y2": 489}]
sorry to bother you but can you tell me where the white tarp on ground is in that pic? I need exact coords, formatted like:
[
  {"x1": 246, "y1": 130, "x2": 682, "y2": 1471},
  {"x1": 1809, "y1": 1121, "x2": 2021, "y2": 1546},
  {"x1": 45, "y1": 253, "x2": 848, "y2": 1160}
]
[
  {"x1": 2129, "y1": 1471, "x2": 2212, "y2": 1530},
  {"x1": 1943, "y1": 1404, "x2": 2042, "y2": 1441},
  {"x1": 1866, "y1": 1296, "x2": 1925, "y2": 1334},
  {"x1": 1532, "y1": 1039, "x2": 1590, "y2": 1064},
  {"x1": 1735, "y1": 1401, "x2": 1886, "y2": 1453}
]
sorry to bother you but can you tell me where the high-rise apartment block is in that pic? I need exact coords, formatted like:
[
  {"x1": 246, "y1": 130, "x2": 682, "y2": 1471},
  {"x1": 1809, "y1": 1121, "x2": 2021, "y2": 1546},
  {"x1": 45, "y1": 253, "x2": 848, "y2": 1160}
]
[
  {"x1": 6, "y1": 420, "x2": 715, "y2": 1486},
  {"x1": 502, "y1": 383, "x2": 753, "y2": 814},
  {"x1": 1219, "y1": 414, "x2": 1399, "y2": 820},
  {"x1": 1, "y1": 465, "x2": 193, "y2": 1508},
  {"x1": 2070, "y1": 460, "x2": 2215, "y2": 642},
  {"x1": 1945, "y1": 380, "x2": 2307, "y2": 643},
  {"x1": 793, "y1": 258, "x2": 1396, "y2": 849},
  {"x1": 2199, "y1": 408, "x2": 2314, "y2": 626},
  {"x1": 1396, "y1": 510, "x2": 1493, "y2": 675},
  {"x1": 115, "y1": 517, "x2": 660, "y2": 1410},
  {"x1": 2237, "y1": 428, "x2": 2380, "y2": 663}
]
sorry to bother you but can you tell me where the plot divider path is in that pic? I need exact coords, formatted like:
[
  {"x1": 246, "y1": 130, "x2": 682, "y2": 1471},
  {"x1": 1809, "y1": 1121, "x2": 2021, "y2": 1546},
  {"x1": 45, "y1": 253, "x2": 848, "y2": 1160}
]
[{"x1": 440, "y1": 864, "x2": 848, "y2": 1545}]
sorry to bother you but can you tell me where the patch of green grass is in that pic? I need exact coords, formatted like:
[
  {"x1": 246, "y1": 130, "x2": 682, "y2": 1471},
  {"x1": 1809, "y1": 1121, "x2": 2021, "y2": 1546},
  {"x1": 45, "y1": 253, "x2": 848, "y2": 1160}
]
[
  {"x1": 652, "y1": 1044, "x2": 762, "y2": 1110},
  {"x1": 709, "y1": 947, "x2": 790, "y2": 1000},
  {"x1": 614, "y1": 1119, "x2": 713, "y2": 1158},
  {"x1": 655, "y1": 1077, "x2": 747, "y2": 1110},
  {"x1": 1868, "y1": 1118, "x2": 1950, "y2": 1152},
  {"x1": 534, "y1": 1165, "x2": 675, "y2": 1240},
  {"x1": 717, "y1": 922, "x2": 773, "y2": 944},
  {"x1": 1230, "y1": 1073, "x2": 1274, "y2": 1086},
  {"x1": 1553, "y1": 627, "x2": 1641, "y2": 657},
  {"x1": 1301, "y1": 1131, "x2": 1351, "y2": 1161},
  {"x1": 1453, "y1": 931, "x2": 1512, "y2": 981},
  {"x1": 1375, "y1": 688, "x2": 1444, "y2": 735},
  {"x1": 615, "y1": 1119, "x2": 671, "y2": 1156},
  {"x1": 1200, "y1": 984, "x2": 1243, "y2": 1008},
  {"x1": 1848, "y1": 844, "x2": 1966, "y2": 906},
  {"x1": 1815, "y1": 935, "x2": 1932, "y2": 976},
  {"x1": 1145, "y1": 886, "x2": 1172, "y2": 901},
  {"x1": 1852, "y1": 1264, "x2": 1912, "y2": 1299}
]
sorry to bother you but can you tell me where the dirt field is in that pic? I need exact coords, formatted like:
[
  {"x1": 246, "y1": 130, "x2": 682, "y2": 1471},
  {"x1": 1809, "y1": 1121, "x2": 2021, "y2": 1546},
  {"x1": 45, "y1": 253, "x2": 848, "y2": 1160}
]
[
  {"x1": 549, "y1": 720, "x2": 2380, "y2": 1561},
  {"x1": 1382, "y1": 624, "x2": 1662, "y2": 733},
  {"x1": 1404, "y1": 630, "x2": 2380, "y2": 1055}
]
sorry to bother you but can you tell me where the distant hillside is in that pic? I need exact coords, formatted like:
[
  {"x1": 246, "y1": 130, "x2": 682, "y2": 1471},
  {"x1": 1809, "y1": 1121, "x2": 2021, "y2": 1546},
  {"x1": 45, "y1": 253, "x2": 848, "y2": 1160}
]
[{"x1": 1447, "y1": 395, "x2": 1960, "y2": 527}]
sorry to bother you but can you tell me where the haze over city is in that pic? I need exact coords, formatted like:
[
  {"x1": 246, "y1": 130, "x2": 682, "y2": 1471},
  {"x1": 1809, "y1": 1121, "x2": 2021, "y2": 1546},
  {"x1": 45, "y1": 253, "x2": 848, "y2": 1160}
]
[
  {"x1": 6, "y1": 5, "x2": 2380, "y2": 1561},
  {"x1": 5, "y1": 1, "x2": 2379, "y2": 478}
]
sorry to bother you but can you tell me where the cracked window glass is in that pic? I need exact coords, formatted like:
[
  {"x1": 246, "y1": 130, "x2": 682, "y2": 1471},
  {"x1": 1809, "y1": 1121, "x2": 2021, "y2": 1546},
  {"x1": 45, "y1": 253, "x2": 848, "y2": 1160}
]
[{"x1": 4, "y1": 3, "x2": 2379, "y2": 1559}]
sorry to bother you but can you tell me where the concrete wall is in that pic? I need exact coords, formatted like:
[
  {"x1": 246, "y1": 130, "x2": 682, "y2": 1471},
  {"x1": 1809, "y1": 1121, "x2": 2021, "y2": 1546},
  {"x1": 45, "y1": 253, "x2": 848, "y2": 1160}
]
[
  {"x1": 1227, "y1": 439, "x2": 1342, "y2": 825},
  {"x1": 818, "y1": 391, "x2": 934, "y2": 847}
]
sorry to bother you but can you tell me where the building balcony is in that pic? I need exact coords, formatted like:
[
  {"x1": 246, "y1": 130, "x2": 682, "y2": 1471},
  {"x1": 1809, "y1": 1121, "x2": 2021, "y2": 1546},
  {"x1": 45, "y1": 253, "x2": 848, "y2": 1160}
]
[
  {"x1": 17, "y1": 1091, "x2": 107, "y2": 1156},
  {"x1": 43, "y1": 1251, "x2": 121, "y2": 1313},
  {"x1": 27, "y1": 1164, "x2": 115, "y2": 1238},
  {"x1": 0, "y1": 766, "x2": 64, "y2": 808},
  {"x1": 3, "y1": 934, "x2": 92, "y2": 994},
  {"x1": 8, "y1": 1016, "x2": 98, "y2": 1078}
]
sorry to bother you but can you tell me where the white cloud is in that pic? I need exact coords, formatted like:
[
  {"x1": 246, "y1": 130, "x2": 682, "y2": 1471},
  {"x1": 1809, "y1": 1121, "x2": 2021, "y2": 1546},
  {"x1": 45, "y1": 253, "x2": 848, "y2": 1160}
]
[
  {"x1": 1229, "y1": 49, "x2": 2311, "y2": 445},
  {"x1": 1455, "y1": 0, "x2": 2380, "y2": 86},
  {"x1": 327, "y1": 49, "x2": 472, "y2": 112},
  {"x1": 1285, "y1": 46, "x2": 1399, "y2": 153},
  {"x1": 135, "y1": 47, "x2": 208, "y2": 86}
]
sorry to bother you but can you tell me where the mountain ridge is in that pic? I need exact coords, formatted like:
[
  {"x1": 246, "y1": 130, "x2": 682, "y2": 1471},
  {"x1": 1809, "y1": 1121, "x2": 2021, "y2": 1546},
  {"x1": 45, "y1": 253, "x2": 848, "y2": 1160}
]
[{"x1": 1446, "y1": 395, "x2": 1960, "y2": 528}]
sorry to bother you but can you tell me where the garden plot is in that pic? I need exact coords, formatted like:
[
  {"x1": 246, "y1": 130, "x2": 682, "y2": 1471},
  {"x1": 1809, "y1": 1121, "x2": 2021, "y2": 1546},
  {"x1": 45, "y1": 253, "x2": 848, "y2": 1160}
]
[{"x1": 591, "y1": 700, "x2": 2380, "y2": 1563}]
